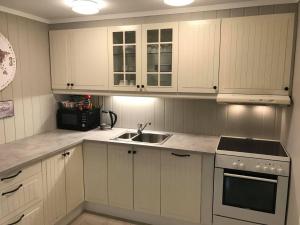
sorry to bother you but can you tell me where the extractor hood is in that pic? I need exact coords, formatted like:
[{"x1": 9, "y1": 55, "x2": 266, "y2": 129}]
[{"x1": 217, "y1": 94, "x2": 291, "y2": 105}]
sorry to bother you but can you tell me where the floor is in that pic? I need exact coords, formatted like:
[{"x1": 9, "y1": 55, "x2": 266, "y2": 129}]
[{"x1": 70, "y1": 213, "x2": 145, "y2": 225}]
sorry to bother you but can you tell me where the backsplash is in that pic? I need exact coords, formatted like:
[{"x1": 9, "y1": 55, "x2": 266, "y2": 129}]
[{"x1": 100, "y1": 96, "x2": 282, "y2": 139}]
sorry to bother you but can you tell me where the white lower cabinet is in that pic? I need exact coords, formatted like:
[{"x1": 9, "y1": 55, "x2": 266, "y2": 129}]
[
  {"x1": 107, "y1": 144, "x2": 133, "y2": 210},
  {"x1": 0, "y1": 202, "x2": 44, "y2": 225},
  {"x1": 42, "y1": 145, "x2": 84, "y2": 225},
  {"x1": 133, "y1": 146, "x2": 161, "y2": 215},
  {"x1": 84, "y1": 142, "x2": 108, "y2": 204},
  {"x1": 161, "y1": 150, "x2": 202, "y2": 223}
]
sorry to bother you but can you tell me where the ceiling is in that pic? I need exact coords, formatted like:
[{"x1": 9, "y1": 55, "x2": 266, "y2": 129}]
[{"x1": 0, "y1": 0, "x2": 297, "y2": 23}]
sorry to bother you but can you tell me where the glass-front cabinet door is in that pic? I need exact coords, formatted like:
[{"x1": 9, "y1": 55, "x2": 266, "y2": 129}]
[
  {"x1": 142, "y1": 22, "x2": 178, "y2": 92},
  {"x1": 108, "y1": 25, "x2": 141, "y2": 91}
]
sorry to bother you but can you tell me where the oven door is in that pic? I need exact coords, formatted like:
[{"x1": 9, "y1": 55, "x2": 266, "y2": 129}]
[{"x1": 213, "y1": 168, "x2": 289, "y2": 225}]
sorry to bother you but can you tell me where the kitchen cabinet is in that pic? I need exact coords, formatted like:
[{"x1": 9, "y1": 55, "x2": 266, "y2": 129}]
[
  {"x1": 161, "y1": 150, "x2": 202, "y2": 223},
  {"x1": 107, "y1": 144, "x2": 133, "y2": 209},
  {"x1": 65, "y1": 145, "x2": 84, "y2": 213},
  {"x1": 42, "y1": 145, "x2": 83, "y2": 225},
  {"x1": 49, "y1": 27, "x2": 109, "y2": 90},
  {"x1": 178, "y1": 19, "x2": 220, "y2": 93},
  {"x1": 219, "y1": 13, "x2": 294, "y2": 95},
  {"x1": 84, "y1": 142, "x2": 108, "y2": 205},
  {"x1": 142, "y1": 22, "x2": 178, "y2": 92},
  {"x1": 133, "y1": 146, "x2": 160, "y2": 215},
  {"x1": 108, "y1": 25, "x2": 142, "y2": 92}
]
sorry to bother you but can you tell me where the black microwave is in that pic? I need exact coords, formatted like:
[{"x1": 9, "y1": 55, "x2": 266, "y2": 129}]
[{"x1": 57, "y1": 108, "x2": 100, "y2": 131}]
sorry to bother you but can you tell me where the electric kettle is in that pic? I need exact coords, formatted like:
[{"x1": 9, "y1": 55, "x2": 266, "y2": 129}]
[{"x1": 100, "y1": 110, "x2": 118, "y2": 130}]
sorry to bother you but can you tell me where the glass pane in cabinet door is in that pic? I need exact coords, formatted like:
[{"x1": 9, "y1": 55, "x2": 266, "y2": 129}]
[
  {"x1": 147, "y1": 44, "x2": 159, "y2": 72},
  {"x1": 125, "y1": 31, "x2": 136, "y2": 44},
  {"x1": 113, "y1": 32, "x2": 123, "y2": 44},
  {"x1": 147, "y1": 30, "x2": 159, "y2": 43},
  {"x1": 160, "y1": 74, "x2": 172, "y2": 86},
  {"x1": 113, "y1": 46, "x2": 124, "y2": 72},
  {"x1": 147, "y1": 74, "x2": 158, "y2": 86},
  {"x1": 125, "y1": 45, "x2": 136, "y2": 72},
  {"x1": 114, "y1": 74, "x2": 124, "y2": 86},
  {"x1": 160, "y1": 44, "x2": 172, "y2": 72},
  {"x1": 125, "y1": 74, "x2": 136, "y2": 86},
  {"x1": 161, "y1": 29, "x2": 173, "y2": 42}
]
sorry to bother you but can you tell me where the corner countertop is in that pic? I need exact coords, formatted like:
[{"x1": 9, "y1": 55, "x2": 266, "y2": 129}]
[{"x1": 0, "y1": 128, "x2": 220, "y2": 176}]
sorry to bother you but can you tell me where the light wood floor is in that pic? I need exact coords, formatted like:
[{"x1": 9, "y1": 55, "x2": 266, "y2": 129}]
[{"x1": 70, "y1": 213, "x2": 144, "y2": 225}]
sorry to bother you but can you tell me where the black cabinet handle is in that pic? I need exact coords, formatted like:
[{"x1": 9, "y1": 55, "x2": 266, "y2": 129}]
[
  {"x1": 62, "y1": 152, "x2": 70, "y2": 157},
  {"x1": 7, "y1": 214, "x2": 25, "y2": 225},
  {"x1": 70, "y1": 83, "x2": 74, "y2": 87},
  {"x1": 171, "y1": 153, "x2": 190, "y2": 157},
  {"x1": 141, "y1": 85, "x2": 145, "y2": 88},
  {"x1": 133, "y1": 151, "x2": 137, "y2": 154},
  {"x1": 67, "y1": 83, "x2": 70, "y2": 86},
  {"x1": 1, "y1": 171, "x2": 22, "y2": 181},
  {"x1": 128, "y1": 150, "x2": 132, "y2": 154},
  {"x1": 2, "y1": 184, "x2": 23, "y2": 196},
  {"x1": 284, "y1": 87, "x2": 289, "y2": 91},
  {"x1": 213, "y1": 86, "x2": 217, "y2": 90},
  {"x1": 66, "y1": 152, "x2": 70, "y2": 156},
  {"x1": 136, "y1": 85, "x2": 140, "y2": 88}
]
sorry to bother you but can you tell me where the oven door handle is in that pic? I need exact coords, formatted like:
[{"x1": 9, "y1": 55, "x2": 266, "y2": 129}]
[{"x1": 224, "y1": 173, "x2": 278, "y2": 183}]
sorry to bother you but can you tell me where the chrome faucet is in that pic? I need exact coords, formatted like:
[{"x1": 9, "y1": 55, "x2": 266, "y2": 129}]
[{"x1": 137, "y1": 122, "x2": 151, "y2": 135}]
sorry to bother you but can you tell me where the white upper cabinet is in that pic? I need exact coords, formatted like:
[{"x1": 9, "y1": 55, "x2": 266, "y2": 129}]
[
  {"x1": 49, "y1": 30, "x2": 70, "y2": 90},
  {"x1": 219, "y1": 13, "x2": 294, "y2": 95},
  {"x1": 49, "y1": 27, "x2": 109, "y2": 91},
  {"x1": 69, "y1": 28, "x2": 109, "y2": 90},
  {"x1": 178, "y1": 19, "x2": 221, "y2": 93},
  {"x1": 142, "y1": 22, "x2": 178, "y2": 92},
  {"x1": 108, "y1": 25, "x2": 142, "y2": 92}
]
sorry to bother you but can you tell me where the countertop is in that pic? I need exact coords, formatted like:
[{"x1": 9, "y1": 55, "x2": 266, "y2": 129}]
[{"x1": 0, "y1": 128, "x2": 220, "y2": 176}]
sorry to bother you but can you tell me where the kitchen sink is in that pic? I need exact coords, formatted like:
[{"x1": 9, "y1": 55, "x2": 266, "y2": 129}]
[{"x1": 114, "y1": 132, "x2": 172, "y2": 144}]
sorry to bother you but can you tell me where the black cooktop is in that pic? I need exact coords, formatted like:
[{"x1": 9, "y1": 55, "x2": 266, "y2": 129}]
[{"x1": 218, "y1": 137, "x2": 288, "y2": 157}]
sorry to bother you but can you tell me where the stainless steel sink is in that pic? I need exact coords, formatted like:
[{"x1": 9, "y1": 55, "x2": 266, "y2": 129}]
[
  {"x1": 114, "y1": 131, "x2": 171, "y2": 144},
  {"x1": 116, "y1": 132, "x2": 138, "y2": 139},
  {"x1": 132, "y1": 133, "x2": 171, "y2": 144}
]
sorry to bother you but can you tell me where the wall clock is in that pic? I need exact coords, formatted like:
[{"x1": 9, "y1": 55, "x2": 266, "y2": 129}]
[{"x1": 0, "y1": 33, "x2": 16, "y2": 91}]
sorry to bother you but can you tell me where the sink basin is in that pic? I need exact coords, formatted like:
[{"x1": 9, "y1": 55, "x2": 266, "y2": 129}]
[
  {"x1": 132, "y1": 133, "x2": 171, "y2": 144},
  {"x1": 116, "y1": 132, "x2": 138, "y2": 139}
]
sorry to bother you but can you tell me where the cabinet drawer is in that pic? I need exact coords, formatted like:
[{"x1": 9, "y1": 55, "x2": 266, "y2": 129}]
[
  {"x1": 0, "y1": 202, "x2": 43, "y2": 225},
  {"x1": 0, "y1": 173, "x2": 43, "y2": 220},
  {"x1": 0, "y1": 163, "x2": 41, "y2": 190}
]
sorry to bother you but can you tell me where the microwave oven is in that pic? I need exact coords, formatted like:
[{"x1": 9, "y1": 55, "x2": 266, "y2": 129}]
[{"x1": 57, "y1": 108, "x2": 100, "y2": 131}]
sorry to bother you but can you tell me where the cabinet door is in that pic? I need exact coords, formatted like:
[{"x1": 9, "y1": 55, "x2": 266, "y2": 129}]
[
  {"x1": 107, "y1": 144, "x2": 133, "y2": 209},
  {"x1": 142, "y1": 22, "x2": 178, "y2": 92},
  {"x1": 42, "y1": 153, "x2": 67, "y2": 225},
  {"x1": 108, "y1": 25, "x2": 142, "y2": 92},
  {"x1": 219, "y1": 13, "x2": 294, "y2": 95},
  {"x1": 178, "y1": 20, "x2": 220, "y2": 93},
  {"x1": 69, "y1": 28, "x2": 109, "y2": 90},
  {"x1": 161, "y1": 150, "x2": 202, "y2": 223},
  {"x1": 133, "y1": 147, "x2": 160, "y2": 215},
  {"x1": 65, "y1": 145, "x2": 84, "y2": 213},
  {"x1": 84, "y1": 142, "x2": 108, "y2": 204},
  {"x1": 49, "y1": 30, "x2": 70, "y2": 90},
  {"x1": 1, "y1": 202, "x2": 44, "y2": 225}
]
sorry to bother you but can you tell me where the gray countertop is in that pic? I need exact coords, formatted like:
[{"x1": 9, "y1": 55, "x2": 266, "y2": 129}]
[{"x1": 0, "y1": 128, "x2": 219, "y2": 176}]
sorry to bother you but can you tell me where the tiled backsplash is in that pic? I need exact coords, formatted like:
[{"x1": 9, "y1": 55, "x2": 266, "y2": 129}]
[{"x1": 100, "y1": 96, "x2": 282, "y2": 140}]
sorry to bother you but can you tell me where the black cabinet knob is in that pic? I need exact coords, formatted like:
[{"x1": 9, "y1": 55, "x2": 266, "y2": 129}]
[
  {"x1": 213, "y1": 86, "x2": 217, "y2": 90},
  {"x1": 133, "y1": 151, "x2": 137, "y2": 154},
  {"x1": 67, "y1": 83, "x2": 70, "y2": 86},
  {"x1": 141, "y1": 85, "x2": 145, "y2": 88},
  {"x1": 128, "y1": 150, "x2": 132, "y2": 154},
  {"x1": 70, "y1": 83, "x2": 74, "y2": 87},
  {"x1": 137, "y1": 85, "x2": 140, "y2": 88},
  {"x1": 284, "y1": 87, "x2": 289, "y2": 91}
]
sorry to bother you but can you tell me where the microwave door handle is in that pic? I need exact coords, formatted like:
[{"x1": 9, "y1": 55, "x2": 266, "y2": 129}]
[{"x1": 224, "y1": 173, "x2": 278, "y2": 183}]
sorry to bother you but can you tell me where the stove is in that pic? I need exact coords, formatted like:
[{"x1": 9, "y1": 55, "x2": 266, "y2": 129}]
[{"x1": 213, "y1": 136, "x2": 290, "y2": 225}]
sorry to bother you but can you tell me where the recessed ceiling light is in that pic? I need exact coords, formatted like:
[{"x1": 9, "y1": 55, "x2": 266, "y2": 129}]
[
  {"x1": 164, "y1": 0, "x2": 194, "y2": 7},
  {"x1": 65, "y1": 0, "x2": 106, "y2": 15}
]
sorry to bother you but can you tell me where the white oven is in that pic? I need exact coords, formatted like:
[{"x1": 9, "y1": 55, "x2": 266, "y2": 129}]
[{"x1": 213, "y1": 154, "x2": 290, "y2": 225}]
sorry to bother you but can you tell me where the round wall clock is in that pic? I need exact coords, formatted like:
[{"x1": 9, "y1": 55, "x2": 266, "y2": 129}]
[{"x1": 0, "y1": 33, "x2": 16, "y2": 91}]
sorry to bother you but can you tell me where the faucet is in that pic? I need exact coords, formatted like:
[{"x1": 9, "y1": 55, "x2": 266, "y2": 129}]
[{"x1": 137, "y1": 122, "x2": 151, "y2": 135}]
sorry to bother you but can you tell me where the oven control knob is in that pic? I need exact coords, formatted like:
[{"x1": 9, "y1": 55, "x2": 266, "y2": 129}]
[
  {"x1": 255, "y1": 165, "x2": 261, "y2": 171},
  {"x1": 232, "y1": 162, "x2": 238, "y2": 168},
  {"x1": 263, "y1": 166, "x2": 269, "y2": 172},
  {"x1": 277, "y1": 168, "x2": 283, "y2": 174},
  {"x1": 239, "y1": 163, "x2": 245, "y2": 169}
]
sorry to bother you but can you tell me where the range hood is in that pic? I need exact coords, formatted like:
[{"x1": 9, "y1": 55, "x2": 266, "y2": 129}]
[{"x1": 217, "y1": 94, "x2": 291, "y2": 105}]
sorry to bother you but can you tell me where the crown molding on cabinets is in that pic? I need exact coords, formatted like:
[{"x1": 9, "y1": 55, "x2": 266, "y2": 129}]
[
  {"x1": 0, "y1": 5, "x2": 50, "y2": 23},
  {"x1": 0, "y1": 0, "x2": 298, "y2": 25}
]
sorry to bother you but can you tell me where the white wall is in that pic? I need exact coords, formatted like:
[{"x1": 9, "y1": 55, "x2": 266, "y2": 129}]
[
  {"x1": 0, "y1": 12, "x2": 56, "y2": 144},
  {"x1": 102, "y1": 96, "x2": 282, "y2": 139},
  {"x1": 281, "y1": 4, "x2": 300, "y2": 225}
]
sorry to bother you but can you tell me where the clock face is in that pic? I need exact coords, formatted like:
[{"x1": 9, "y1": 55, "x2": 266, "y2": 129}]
[{"x1": 0, "y1": 33, "x2": 16, "y2": 91}]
